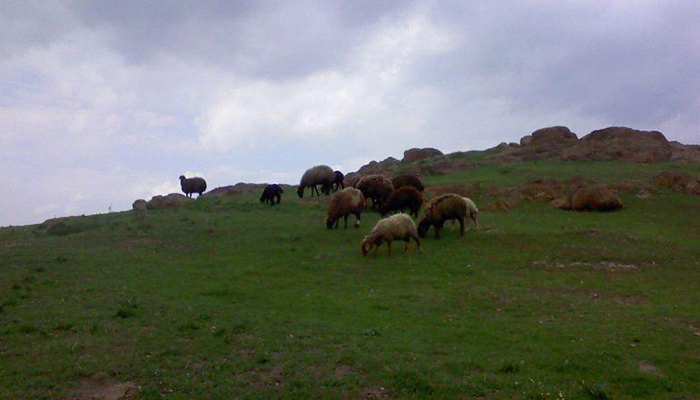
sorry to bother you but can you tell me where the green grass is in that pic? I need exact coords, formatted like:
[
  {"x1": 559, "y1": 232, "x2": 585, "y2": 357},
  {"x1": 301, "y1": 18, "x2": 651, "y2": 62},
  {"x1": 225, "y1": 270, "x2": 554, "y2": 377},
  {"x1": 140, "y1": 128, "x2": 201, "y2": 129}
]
[{"x1": 1, "y1": 161, "x2": 699, "y2": 399}]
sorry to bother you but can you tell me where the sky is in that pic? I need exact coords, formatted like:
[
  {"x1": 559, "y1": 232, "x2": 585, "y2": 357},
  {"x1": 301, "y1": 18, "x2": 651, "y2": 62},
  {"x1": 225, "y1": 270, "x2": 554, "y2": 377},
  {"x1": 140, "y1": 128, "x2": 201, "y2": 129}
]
[{"x1": 1, "y1": 0, "x2": 698, "y2": 227}]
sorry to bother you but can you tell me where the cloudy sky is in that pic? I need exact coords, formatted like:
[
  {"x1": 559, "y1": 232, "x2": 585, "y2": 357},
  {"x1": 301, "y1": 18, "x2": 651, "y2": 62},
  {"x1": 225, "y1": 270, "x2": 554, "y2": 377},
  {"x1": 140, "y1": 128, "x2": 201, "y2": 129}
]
[{"x1": 1, "y1": 0, "x2": 698, "y2": 226}]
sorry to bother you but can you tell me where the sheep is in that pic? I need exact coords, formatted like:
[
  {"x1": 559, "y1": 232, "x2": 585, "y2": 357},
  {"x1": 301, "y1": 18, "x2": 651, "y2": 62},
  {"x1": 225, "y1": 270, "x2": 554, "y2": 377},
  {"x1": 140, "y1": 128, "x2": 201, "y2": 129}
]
[
  {"x1": 260, "y1": 184, "x2": 284, "y2": 206},
  {"x1": 331, "y1": 170, "x2": 345, "y2": 192},
  {"x1": 355, "y1": 174, "x2": 394, "y2": 211},
  {"x1": 449, "y1": 197, "x2": 479, "y2": 231},
  {"x1": 418, "y1": 194, "x2": 478, "y2": 238},
  {"x1": 381, "y1": 186, "x2": 423, "y2": 217},
  {"x1": 326, "y1": 188, "x2": 366, "y2": 229},
  {"x1": 391, "y1": 175, "x2": 425, "y2": 192},
  {"x1": 179, "y1": 175, "x2": 207, "y2": 197},
  {"x1": 361, "y1": 213, "x2": 422, "y2": 258},
  {"x1": 297, "y1": 165, "x2": 336, "y2": 198}
]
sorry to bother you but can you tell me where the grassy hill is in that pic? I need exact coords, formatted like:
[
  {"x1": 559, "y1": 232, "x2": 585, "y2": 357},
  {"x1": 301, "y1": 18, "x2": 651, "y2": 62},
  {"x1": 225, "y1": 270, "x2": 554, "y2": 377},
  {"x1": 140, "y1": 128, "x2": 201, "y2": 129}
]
[{"x1": 1, "y1": 159, "x2": 699, "y2": 399}]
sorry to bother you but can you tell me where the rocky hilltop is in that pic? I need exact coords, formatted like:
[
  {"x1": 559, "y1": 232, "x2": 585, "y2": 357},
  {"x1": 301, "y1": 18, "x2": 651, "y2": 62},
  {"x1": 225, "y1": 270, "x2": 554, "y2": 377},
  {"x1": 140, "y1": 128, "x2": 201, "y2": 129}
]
[{"x1": 348, "y1": 126, "x2": 700, "y2": 179}]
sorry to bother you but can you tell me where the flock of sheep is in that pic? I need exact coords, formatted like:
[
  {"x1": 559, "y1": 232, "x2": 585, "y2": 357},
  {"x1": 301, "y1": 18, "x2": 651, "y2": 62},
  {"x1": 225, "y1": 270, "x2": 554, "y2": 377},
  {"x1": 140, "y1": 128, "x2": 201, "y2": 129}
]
[{"x1": 179, "y1": 164, "x2": 479, "y2": 258}]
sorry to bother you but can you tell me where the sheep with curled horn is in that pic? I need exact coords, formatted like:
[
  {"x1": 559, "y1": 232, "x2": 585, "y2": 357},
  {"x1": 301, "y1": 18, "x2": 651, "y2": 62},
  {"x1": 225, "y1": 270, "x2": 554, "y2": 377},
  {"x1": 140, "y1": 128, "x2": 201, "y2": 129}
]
[
  {"x1": 297, "y1": 165, "x2": 336, "y2": 198},
  {"x1": 179, "y1": 175, "x2": 207, "y2": 198}
]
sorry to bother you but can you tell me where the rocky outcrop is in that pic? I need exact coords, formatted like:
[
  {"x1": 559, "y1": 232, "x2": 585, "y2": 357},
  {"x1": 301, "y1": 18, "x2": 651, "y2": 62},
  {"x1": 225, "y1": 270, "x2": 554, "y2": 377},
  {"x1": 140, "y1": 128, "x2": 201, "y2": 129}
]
[
  {"x1": 562, "y1": 127, "x2": 672, "y2": 163},
  {"x1": 529, "y1": 126, "x2": 578, "y2": 146},
  {"x1": 132, "y1": 199, "x2": 147, "y2": 212},
  {"x1": 146, "y1": 193, "x2": 194, "y2": 210},
  {"x1": 402, "y1": 148, "x2": 443, "y2": 162},
  {"x1": 569, "y1": 185, "x2": 623, "y2": 211},
  {"x1": 654, "y1": 171, "x2": 700, "y2": 195}
]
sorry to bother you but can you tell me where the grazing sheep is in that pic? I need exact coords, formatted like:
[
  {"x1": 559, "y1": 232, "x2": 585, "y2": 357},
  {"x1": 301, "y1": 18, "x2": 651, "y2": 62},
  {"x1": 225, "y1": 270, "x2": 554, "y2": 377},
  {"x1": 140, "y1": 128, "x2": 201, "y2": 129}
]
[
  {"x1": 179, "y1": 175, "x2": 207, "y2": 197},
  {"x1": 391, "y1": 175, "x2": 425, "y2": 192},
  {"x1": 361, "y1": 213, "x2": 422, "y2": 258},
  {"x1": 332, "y1": 171, "x2": 345, "y2": 192},
  {"x1": 418, "y1": 194, "x2": 477, "y2": 238},
  {"x1": 297, "y1": 165, "x2": 336, "y2": 198},
  {"x1": 326, "y1": 188, "x2": 366, "y2": 229},
  {"x1": 355, "y1": 174, "x2": 394, "y2": 210},
  {"x1": 381, "y1": 186, "x2": 423, "y2": 217},
  {"x1": 450, "y1": 197, "x2": 479, "y2": 231},
  {"x1": 260, "y1": 184, "x2": 284, "y2": 206}
]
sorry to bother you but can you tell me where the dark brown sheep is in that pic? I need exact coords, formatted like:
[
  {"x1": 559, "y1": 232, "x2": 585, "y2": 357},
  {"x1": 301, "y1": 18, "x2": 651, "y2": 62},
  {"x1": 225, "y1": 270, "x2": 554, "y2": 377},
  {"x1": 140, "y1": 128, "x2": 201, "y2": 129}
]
[
  {"x1": 331, "y1": 171, "x2": 345, "y2": 192},
  {"x1": 297, "y1": 165, "x2": 336, "y2": 197},
  {"x1": 260, "y1": 184, "x2": 284, "y2": 206},
  {"x1": 326, "y1": 188, "x2": 365, "y2": 229},
  {"x1": 355, "y1": 174, "x2": 394, "y2": 211},
  {"x1": 179, "y1": 175, "x2": 207, "y2": 197},
  {"x1": 381, "y1": 186, "x2": 423, "y2": 217},
  {"x1": 418, "y1": 194, "x2": 471, "y2": 238},
  {"x1": 391, "y1": 175, "x2": 424, "y2": 192}
]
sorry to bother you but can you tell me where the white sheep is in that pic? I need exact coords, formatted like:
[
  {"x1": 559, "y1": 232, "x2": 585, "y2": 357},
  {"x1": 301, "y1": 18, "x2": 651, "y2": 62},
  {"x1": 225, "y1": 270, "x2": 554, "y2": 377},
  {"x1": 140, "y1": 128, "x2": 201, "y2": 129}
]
[{"x1": 361, "y1": 213, "x2": 422, "y2": 258}]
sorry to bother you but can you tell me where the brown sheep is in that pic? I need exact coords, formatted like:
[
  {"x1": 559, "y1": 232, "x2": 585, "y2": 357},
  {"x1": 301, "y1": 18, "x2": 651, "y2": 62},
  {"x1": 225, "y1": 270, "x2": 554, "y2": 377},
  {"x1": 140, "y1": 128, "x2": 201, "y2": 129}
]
[
  {"x1": 297, "y1": 165, "x2": 336, "y2": 197},
  {"x1": 391, "y1": 175, "x2": 424, "y2": 192},
  {"x1": 355, "y1": 174, "x2": 394, "y2": 211},
  {"x1": 381, "y1": 186, "x2": 423, "y2": 217},
  {"x1": 418, "y1": 194, "x2": 474, "y2": 238},
  {"x1": 326, "y1": 188, "x2": 366, "y2": 229},
  {"x1": 179, "y1": 175, "x2": 207, "y2": 197},
  {"x1": 361, "y1": 213, "x2": 422, "y2": 258}
]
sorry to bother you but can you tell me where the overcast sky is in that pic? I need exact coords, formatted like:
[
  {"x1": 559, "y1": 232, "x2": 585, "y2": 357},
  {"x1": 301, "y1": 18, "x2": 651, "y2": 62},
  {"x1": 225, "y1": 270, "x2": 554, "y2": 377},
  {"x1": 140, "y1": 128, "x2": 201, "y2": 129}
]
[{"x1": 1, "y1": 0, "x2": 698, "y2": 226}]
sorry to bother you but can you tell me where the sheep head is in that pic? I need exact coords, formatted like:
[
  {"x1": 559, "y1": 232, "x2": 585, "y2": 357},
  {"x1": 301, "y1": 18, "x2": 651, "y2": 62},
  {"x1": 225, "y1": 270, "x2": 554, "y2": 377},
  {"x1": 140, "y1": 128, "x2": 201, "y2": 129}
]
[
  {"x1": 417, "y1": 218, "x2": 431, "y2": 238},
  {"x1": 326, "y1": 216, "x2": 335, "y2": 229},
  {"x1": 296, "y1": 186, "x2": 304, "y2": 198}
]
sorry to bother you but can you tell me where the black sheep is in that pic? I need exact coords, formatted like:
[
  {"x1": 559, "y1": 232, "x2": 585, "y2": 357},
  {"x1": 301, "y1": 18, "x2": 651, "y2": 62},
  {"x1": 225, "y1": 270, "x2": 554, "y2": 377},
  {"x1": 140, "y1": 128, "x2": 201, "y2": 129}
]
[
  {"x1": 260, "y1": 184, "x2": 284, "y2": 205},
  {"x1": 391, "y1": 175, "x2": 424, "y2": 192},
  {"x1": 179, "y1": 175, "x2": 207, "y2": 197},
  {"x1": 381, "y1": 186, "x2": 423, "y2": 217},
  {"x1": 332, "y1": 171, "x2": 345, "y2": 192}
]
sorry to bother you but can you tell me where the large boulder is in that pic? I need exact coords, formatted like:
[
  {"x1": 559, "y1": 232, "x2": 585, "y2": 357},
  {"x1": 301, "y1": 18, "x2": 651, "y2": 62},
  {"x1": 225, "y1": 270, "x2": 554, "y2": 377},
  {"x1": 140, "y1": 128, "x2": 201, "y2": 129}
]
[
  {"x1": 357, "y1": 157, "x2": 400, "y2": 176},
  {"x1": 146, "y1": 193, "x2": 194, "y2": 210},
  {"x1": 132, "y1": 199, "x2": 147, "y2": 212},
  {"x1": 570, "y1": 185, "x2": 622, "y2": 211},
  {"x1": 520, "y1": 135, "x2": 533, "y2": 146},
  {"x1": 529, "y1": 126, "x2": 578, "y2": 146},
  {"x1": 654, "y1": 171, "x2": 700, "y2": 194},
  {"x1": 566, "y1": 127, "x2": 672, "y2": 163},
  {"x1": 402, "y1": 148, "x2": 443, "y2": 163}
]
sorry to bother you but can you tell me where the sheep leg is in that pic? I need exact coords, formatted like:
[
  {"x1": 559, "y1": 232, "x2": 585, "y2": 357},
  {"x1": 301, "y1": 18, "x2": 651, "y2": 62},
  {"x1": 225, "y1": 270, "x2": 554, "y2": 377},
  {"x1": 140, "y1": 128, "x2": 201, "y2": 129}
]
[
  {"x1": 458, "y1": 217, "x2": 465, "y2": 236},
  {"x1": 403, "y1": 239, "x2": 409, "y2": 254},
  {"x1": 471, "y1": 214, "x2": 479, "y2": 230},
  {"x1": 414, "y1": 237, "x2": 422, "y2": 254},
  {"x1": 335, "y1": 218, "x2": 340, "y2": 229},
  {"x1": 354, "y1": 213, "x2": 361, "y2": 228},
  {"x1": 434, "y1": 225, "x2": 441, "y2": 239},
  {"x1": 343, "y1": 215, "x2": 348, "y2": 229},
  {"x1": 372, "y1": 243, "x2": 381, "y2": 258},
  {"x1": 386, "y1": 241, "x2": 392, "y2": 257}
]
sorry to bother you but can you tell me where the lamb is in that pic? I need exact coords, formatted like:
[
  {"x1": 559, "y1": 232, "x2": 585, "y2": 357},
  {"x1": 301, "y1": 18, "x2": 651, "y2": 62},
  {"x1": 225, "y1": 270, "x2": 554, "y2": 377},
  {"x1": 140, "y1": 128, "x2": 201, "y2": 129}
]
[
  {"x1": 381, "y1": 186, "x2": 423, "y2": 217},
  {"x1": 179, "y1": 175, "x2": 207, "y2": 198},
  {"x1": 260, "y1": 184, "x2": 284, "y2": 206},
  {"x1": 418, "y1": 194, "x2": 478, "y2": 238},
  {"x1": 331, "y1": 171, "x2": 345, "y2": 192},
  {"x1": 297, "y1": 165, "x2": 336, "y2": 198},
  {"x1": 355, "y1": 174, "x2": 394, "y2": 210},
  {"x1": 391, "y1": 175, "x2": 424, "y2": 192},
  {"x1": 326, "y1": 188, "x2": 366, "y2": 229},
  {"x1": 361, "y1": 213, "x2": 422, "y2": 258}
]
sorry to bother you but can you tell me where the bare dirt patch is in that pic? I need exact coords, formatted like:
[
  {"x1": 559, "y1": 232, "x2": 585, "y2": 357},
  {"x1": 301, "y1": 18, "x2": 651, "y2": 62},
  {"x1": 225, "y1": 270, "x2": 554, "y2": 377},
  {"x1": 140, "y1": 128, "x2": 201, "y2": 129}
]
[
  {"x1": 69, "y1": 373, "x2": 136, "y2": 400},
  {"x1": 534, "y1": 260, "x2": 639, "y2": 272}
]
